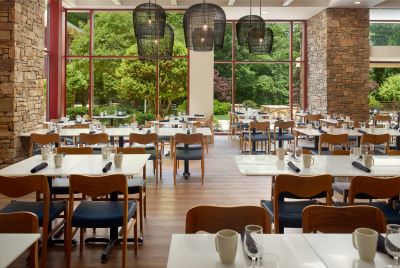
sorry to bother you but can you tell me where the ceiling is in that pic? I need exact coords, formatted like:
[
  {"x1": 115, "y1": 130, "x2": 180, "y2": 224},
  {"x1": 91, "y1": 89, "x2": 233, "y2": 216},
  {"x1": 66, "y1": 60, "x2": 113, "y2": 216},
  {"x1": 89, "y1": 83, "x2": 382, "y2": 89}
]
[{"x1": 62, "y1": 0, "x2": 400, "y2": 20}]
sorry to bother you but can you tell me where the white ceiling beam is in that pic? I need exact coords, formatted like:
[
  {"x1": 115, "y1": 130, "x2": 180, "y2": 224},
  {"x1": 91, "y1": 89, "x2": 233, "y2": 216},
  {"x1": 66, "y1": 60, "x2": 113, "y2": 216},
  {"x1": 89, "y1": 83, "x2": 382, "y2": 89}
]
[
  {"x1": 228, "y1": 0, "x2": 236, "y2": 6},
  {"x1": 111, "y1": 0, "x2": 122, "y2": 5},
  {"x1": 171, "y1": 0, "x2": 178, "y2": 6},
  {"x1": 282, "y1": 0, "x2": 295, "y2": 6},
  {"x1": 62, "y1": 0, "x2": 76, "y2": 8}
]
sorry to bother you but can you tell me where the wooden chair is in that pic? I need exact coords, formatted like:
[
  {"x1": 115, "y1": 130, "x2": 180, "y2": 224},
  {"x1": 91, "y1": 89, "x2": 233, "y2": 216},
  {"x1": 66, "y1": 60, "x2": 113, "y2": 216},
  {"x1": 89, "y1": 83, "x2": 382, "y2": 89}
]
[
  {"x1": 360, "y1": 133, "x2": 390, "y2": 155},
  {"x1": 0, "y1": 175, "x2": 67, "y2": 268},
  {"x1": 66, "y1": 174, "x2": 138, "y2": 268},
  {"x1": 348, "y1": 176, "x2": 400, "y2": 225},
  {"x1": 185, "y1": 205, "x2": 271, "y2": 234},
  {"x1": 242, "y1": 121, "x2": 271, "y2": 154},
  {"x1": 129, "y1": 133, "x2": 161, "y2": 184},
  {"x1": 79, "y1": 133, "x2": 109, "y2": 147},
  {"x1": 261, "y1": 174, "x2": 333, "y2": 233},
  {"x1": 29, "y1": 133, "x2": 61, "y2": 156},
  {"x1": 388, "y1": 150, "x2": 400, "y2": 156},
  {"x1": 57, "y1": 147, "x2": 93, "y2": 155},
  {"x1": 273, "y1": 121, "x2": 295, "y2": 150},
  {"x1": 116, "y1": 147, "x2": 147, "y2": 235},
  {"x1": 74, "y1": 123, "x2": 90, "y2": 128},
  {"x1": 318, "y1": 133, "x2": 349, "y2": 155},
  {"x1": 173, "y1": 133, "x2": 205, "y2": 186},
  {"x1": 302, "y1": 205, "x2": 386, "y2": 233},
  {"x1": 0, "y1": 212, "x2": 39, "y2": 268},
  {"x1": 331, "y1": 150, "x2": 350, "y2": 155},
  {"x1": 304, "y1": 114, "x2": 322, "y2": 125},
  {"x1": 374, "y1": 114, "x2": 391, "y2": 127}
]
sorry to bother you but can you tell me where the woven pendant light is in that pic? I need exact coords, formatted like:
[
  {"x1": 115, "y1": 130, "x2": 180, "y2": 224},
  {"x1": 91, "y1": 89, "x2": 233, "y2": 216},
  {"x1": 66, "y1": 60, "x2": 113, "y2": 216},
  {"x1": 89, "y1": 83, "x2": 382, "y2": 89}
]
[
  {"x1": 133, "y1": 0, "x2": 166, "y2": 39},
  {"x1": 137, "y1": 23, "x2": 174, "y2": 60},
  {"x1": 236, "y1": 0, "x2": 265, "y2": 47},
  {"x1": 184, "y1": 1, "x2": 226, "y2": 52},
  {"x1": 248, "y1": 0, "x2": 273, "y2": 54}
]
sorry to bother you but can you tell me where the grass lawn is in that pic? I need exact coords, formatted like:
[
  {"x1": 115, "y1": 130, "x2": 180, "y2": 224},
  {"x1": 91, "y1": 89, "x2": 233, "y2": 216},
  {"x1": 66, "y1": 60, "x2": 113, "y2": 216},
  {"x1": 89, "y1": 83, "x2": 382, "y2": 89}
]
[{"x1": 214, "y1": 114, "x2": 229, "y2": 120}]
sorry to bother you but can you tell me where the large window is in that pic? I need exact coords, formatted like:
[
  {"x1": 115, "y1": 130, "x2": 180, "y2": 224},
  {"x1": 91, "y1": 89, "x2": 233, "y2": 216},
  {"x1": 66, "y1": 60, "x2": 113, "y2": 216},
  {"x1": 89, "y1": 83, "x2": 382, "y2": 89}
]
[
  {"x1": 214, "y1": 21, "x2": 306, "y2": 130},
  {"x1": 65, "y1": 10, "x2": 189, "y2": 122}
]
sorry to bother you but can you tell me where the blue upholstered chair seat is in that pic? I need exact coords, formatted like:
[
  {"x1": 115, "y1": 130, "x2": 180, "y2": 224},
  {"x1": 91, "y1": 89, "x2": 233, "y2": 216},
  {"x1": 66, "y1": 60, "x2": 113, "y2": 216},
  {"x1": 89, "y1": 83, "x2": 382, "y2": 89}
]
[
  {"x1": 243, "y1": 133, "x2": 269, "y2": 141},
  {"x1": 71, "y1": 201, "x2": 137, "y2": 228},
  {"x1": 368, "y1": 202, "x2": 400, "y2": 224},
  {"x1": 349, "y1": 135, "x2": 358, "y2": 142},
  {"x1": 261, "y1": 200, "x2": 317, "y2": 232},
  {"x1": 275, "y1": 134, "x2": 294, "y2": 141},
  {"x1": 127, "y1": 179, "x2": 145, "y2": 194},
  {"x1": 176, "y1": 144, "x2": 202, "y2": 150},
  {"x1": 175, "y1": 150, "x2": 202, "y2": 160},
  {"x1": 1, "y1": 200, "x2": 66, "y2": 226}
]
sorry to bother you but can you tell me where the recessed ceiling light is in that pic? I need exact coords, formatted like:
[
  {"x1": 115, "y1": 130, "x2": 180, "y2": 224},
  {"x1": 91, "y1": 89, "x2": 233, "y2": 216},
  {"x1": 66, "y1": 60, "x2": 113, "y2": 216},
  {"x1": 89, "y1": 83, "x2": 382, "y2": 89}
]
[{"x1": 354, "y1": 1, "x2": 361, "y2": 4}]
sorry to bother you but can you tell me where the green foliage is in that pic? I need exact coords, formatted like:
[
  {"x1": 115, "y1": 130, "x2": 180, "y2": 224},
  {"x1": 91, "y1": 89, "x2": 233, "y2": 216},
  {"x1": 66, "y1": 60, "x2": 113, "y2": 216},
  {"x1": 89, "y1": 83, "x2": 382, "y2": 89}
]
[
  {"x1": 242, "y1": 100, "x2": 258, "y2": 109},
  {"x1": 376, "y1": 75, "x2": 400, "y2": 102},
  {"x1": 368, "y1": 95, "x2": 383, "y2": 109},
  {"x1": 370, "y1": 23, "x2": 400, "y2": 46},
  {"x1": 66, "y1": 106, "x2": 88, "y2": 120},
  {"x1": 213, "y1": 100, "x2": 231, "y2": 115},
  {"x1": 136, "y1": 112, "x2": 155, "y2": 125}
]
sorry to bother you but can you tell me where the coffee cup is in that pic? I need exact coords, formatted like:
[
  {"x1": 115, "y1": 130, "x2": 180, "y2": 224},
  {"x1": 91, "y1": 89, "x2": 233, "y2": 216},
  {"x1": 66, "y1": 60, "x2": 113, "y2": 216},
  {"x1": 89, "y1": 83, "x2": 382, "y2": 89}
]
[
  {"x1": 370, "y1": 126, "x2": 375, "y2": 133},
  {"x1": 54, "y1": 154, "x2": 63, "y2": 168},
  {"x1": 114, "y1": 153, "x2": 123, "y2": 168},
  {"x1": 362, "y1": 154, "x2": 374, "y2": 168},
  {"x1": 346, "y1": 116, "x2": 350, "y2": 121},
  {"x1": 276, "y1": 148, "x2": 286, "y2": 160},
  {"x1": 303, "y1": 154, "x2": 314, "y2": 168},
  {"x1": 328, "y1": 126, "x2": 334, "y2": 133},
  {"x1": 306, "y1": 124, "x2": 312, "y2": 130},
  {"x1": 342, "y1": 123, "x2": 348, "y2": 130},
  {"x1": 56, "y1": 124, "x2": 62, "y2": 133},
  {"x1": 215, "y1": 229, "x2": 238, "y2": 264},
  {"x1": 352, "y1": 228, "x2": 378, "y2": 262}
]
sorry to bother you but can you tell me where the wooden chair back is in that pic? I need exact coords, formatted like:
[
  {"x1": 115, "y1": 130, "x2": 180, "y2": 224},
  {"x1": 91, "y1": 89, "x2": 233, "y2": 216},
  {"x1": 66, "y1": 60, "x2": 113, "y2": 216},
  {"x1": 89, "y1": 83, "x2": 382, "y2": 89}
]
[
  {"x1": 348, "y1": 176, "x2": 400, "y2": 203},
  {"x1": 374, "y1": 114, "x2": 391, "y2": 125},
  {"x1": 129, "y1": 133, "x2": 158, "y2": 146},
  {"x1": 57, "y1": 147, "x2": 93, "y2": 154},
  {"x1": 29, "y1": 133, "x2": 61, "y2": 156},
  {"x1": 318, "y1": 133, "x2": 349, "y2": 154},
  {"x1": 331, "y1": 150, "x2": 350, "y2": 155},
  {"x1": 79, "y1": 133, "x2": 109, "y2": 147},
  {"x1": 74, "y1": 123, "x2": 90, "y2": 128},
  {"x1": 249, "y1": 121, "x2": 270, "y2": 132},
  {"x1": 274, "y1": 120, "x2": 295, "y2": 131},
  {"x1": 185, "y1": 205, "x2": 271, "y2": 234},
  {"x1": 302, "y1": 205, "x2": 386, "y2": 233},
  {"x1": 116, "y1": 147, "x2": 146, "y2": 154},
  {"x1": 0, "y1": 212, "x2": 39, "y2": 268},
  {"x1": 388, "y1": 150, "x2": 400, "y2": 156},
  {"x1": 175, "y1": 133, "x2": 204, "y2": 145},
  {"x1": 304, "y1": 114, "x2": 322, "y2": 124},
  {"x1": 360, "y1": 133, "x2": 390, "y2": 154},
  {"x1": 191, "y1": 121, "x2": 202, "y2": 128}
]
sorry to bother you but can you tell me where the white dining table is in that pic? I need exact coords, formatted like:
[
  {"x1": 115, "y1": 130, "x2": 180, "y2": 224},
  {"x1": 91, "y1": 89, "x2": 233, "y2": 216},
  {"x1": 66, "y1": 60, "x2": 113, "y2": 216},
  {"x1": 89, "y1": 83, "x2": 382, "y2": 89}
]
[
  {"x1": 235, "y1": 155, "x2": 400, "y2": 177},
  {"x1": 0, "y1": 233, "x2": 40, "y2": 268},
  {"x1": 167, "y1": 234, "x2": 394, "y2": 268}
]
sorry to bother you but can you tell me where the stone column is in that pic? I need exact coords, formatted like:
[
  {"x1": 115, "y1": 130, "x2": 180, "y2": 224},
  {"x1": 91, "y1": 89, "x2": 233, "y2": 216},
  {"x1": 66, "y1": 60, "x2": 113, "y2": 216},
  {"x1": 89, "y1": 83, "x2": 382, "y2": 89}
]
[
  {"x1": 307, "y1": 9, "x2": 370, "y2": 122},
  {"x1": 0, "y1": 0, "x2": 45, "y2": 168}
]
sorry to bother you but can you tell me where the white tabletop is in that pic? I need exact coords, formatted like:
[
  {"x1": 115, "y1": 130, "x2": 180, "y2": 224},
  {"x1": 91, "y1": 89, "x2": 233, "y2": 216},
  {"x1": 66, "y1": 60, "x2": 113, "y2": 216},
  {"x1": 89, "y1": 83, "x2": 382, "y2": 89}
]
[
  {"x1": 167, "y1": 234, "x2": 325, "y2": 268},
  {"x1": 235, "y1": 155, "x2": 400, "y2": 177},
  {"x1": 92, "y1": 115, "x2": 130, "y2": 119},
  {"x1": 303, "y1": 234, "x2": 393, "y2": 268},
  {"x1": 0, "y1": 233, "x2": 40, "y2": 268},
  {"x1": 19, "y1": 127, "x2": 213, "y2": 138},
  {"x1": 294, "y1": 127, "x2": 400, "y2": 137},
  {"x1": 0, "y1": 154, "x2": 150, "y2": 177}
]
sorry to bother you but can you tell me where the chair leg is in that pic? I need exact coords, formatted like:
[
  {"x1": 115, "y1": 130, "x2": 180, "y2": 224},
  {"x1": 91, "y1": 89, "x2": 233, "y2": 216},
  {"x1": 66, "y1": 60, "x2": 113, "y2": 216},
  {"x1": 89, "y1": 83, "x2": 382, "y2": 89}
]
[
  {"x1": 79, "y1": 228, "x2": 84, "y2": 255},
  {"x1": 41, "y1": 225, "x2": 48, "y2": 268},
  {"x1": 144, "y1": 192, "x2": 147, "y2": 218},
  {"x1": 29, "y1": 240, "x2": 39, "y2": 268},
  {"x1": 122, "y1": 223, "x2": 127, "y2": 268},
  {"x1": 134, "y1": 211, "x2": 138, "y2": 255},
  {"x1": 201, "y1": 158, "x2": 205, "y2": 186},
  {"x1": 173, "y1": 158, "x2": 177, "y2": 186},
  {"x1": 159, "y1": 156, "x2": 162, "y2": 181},
  {"x1": 139, "y1": 190, "x2": 143, "y2": 234}
]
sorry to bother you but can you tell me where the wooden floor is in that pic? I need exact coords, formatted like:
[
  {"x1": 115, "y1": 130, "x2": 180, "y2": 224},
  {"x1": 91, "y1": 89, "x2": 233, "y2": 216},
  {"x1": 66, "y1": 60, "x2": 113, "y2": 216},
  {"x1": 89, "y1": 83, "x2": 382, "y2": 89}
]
[{"x1": 6, "y1": 136, "x2": 273, "y2": 268}]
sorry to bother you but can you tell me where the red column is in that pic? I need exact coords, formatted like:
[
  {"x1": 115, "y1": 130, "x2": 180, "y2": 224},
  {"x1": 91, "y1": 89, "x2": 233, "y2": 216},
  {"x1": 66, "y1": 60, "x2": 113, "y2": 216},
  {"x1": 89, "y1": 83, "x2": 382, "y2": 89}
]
[{"x1": 48, "y1": 0, "x2": 63, "y2": 119}]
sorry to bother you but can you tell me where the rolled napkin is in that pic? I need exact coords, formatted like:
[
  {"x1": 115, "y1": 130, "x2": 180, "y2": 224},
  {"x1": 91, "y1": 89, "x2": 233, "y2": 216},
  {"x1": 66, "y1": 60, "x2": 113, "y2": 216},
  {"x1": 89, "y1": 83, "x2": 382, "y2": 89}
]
[
  {"x1": 46, "y1": 130, "x2": 55, "y2": 134},
  {"x1": 318, "y1": 128, "x2": 327, "y2": 133},
  {"x1": 102, "y1": 162, "x2": 112, "y2": 173},
  {"x1": 187, "y1": 129, "x2": 191, "y2": 134},
  {"x1": 287, "y1": 161, "x2": 301, "y2": 173},
  {"x1": 245, "y1": 233, "x2": 258, "y2": 255},
  {"x1": 146, "y1": 129, "x2": 151, "y2": 134},
  {"x1": 194, "y1": 114, "x2": 204, "y2": 117},
  {"x1": 358, "y1": 129, "x2": 367, "y2": 134},
  {"x1": 30, "y1": 162, "x2": 48, "y2": 173},
  {"x1": 352, "y1": 161, "x2": 371, "y2": 173},
  {"x1": 377, "y1": 234, "x2": 393, "y2": 258},
  {"x1": 89, "y1": 131, "x2": 96, "y2": 134},
  {"x1": 159, "y1": 119, "x2": 169, "y2": 122}
]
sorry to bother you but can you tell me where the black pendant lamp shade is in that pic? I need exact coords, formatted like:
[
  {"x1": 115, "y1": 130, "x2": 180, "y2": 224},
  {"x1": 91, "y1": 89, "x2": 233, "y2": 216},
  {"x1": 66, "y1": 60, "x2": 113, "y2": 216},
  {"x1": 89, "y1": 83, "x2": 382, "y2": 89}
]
[
  {"x1": 183, "y1": 2, "x2": 226, "y2": 51},
  {"x1": 133, "y1": 2, "x2": 166, "y2": 40},
  {"x1": 137, "y1": 23, "x2": 174, "y2": 60},
  {"x1": 248, "y1": 27, "x2": 273, "y2": 54},
  {"x1": 236, "y1": 15, "x2": 265, "y2": 46}
]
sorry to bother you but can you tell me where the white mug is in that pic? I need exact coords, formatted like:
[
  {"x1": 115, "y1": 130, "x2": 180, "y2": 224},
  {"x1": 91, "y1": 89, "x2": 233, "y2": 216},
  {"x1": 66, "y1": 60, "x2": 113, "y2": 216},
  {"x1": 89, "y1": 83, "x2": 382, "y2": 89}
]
[
  {"x1": 328, "y1": 126, "x2": 334, "y2": 133},
  {"x1": 276, "y1": 148, "x2": 286, "y2": 160},
  {"x1": 370, "y1": 126, "x2": 375, "y2": 133},
  {"x1": 56, "y1": 124, "x2": 62, "y2": 133},
  {"x1": 306, "y1": 124, "x2": 313, "y2": 130},
  {"x1": 342, "y1": 123, "x2": 348, "y2": 130},
  {"x1": 192, "y1": 126, "x2": 197, "y2": 133},
  {"x1": 346, "y1": 116, "x2": 351, "y2": 121},
  {"x1": 114, "y1": 153, "x2": 123, "y2": 168},
  {"x1": 303, "y1": 154, "x2": 314, "y2": 168},
  {"x1": 215, "y1": 229, "x2": 238, "y2": 264},
  {"x1": 54, "y1": 154, "x2": 63, "y2": 168},
  {"x1": 362, "y1": 154, "x2": 374, "y2": 168},
  {"x1": 41, "y1": 146, "x2": 51, "y2": 161},
  {"x1": 352, "y1": 228, "x2": 378, "y2": 262}
]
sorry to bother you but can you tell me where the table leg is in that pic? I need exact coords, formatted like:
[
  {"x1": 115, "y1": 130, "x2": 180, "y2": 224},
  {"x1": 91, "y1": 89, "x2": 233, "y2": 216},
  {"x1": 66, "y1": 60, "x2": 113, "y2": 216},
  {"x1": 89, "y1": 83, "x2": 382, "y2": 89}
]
[
  {"x1": 118, "y1": 136, "x2": 124, "y2": 147},
  {"x1": 183, "y1": 144, "x2": 190, "y2": 179},
  {"x1": 314, "y1": 136, "x2": 319, "y2": 151},
  {"x1": 396, "y1": 136, "x2": 400, "y2": 150},
  {"x1": 278, "y1": 128, "x2": 283, "y2": 148}
]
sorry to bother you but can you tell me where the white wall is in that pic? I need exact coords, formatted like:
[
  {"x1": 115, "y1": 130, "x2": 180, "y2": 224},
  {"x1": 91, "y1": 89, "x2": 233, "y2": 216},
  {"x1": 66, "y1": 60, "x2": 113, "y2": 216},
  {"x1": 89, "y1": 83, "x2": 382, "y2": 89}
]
[{"x1": 189, "y1": 51, "x2": 214, "y2": 118}]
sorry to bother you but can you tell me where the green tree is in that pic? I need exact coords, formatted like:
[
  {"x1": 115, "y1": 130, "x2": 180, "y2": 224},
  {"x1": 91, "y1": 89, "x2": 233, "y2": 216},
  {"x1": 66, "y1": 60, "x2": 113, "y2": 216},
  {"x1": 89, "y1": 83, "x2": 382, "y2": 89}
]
[{"x1": 376, "y1": 74, "x2": 400, "y2": 102}]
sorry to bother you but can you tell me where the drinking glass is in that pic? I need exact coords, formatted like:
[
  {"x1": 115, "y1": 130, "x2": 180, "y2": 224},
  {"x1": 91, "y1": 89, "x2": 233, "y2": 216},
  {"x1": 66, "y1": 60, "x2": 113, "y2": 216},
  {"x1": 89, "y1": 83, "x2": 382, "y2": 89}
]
[
  {"x1": 350, "y1": 147, "x2": 360, "y2": 161},
  {"x1": 244, "y1": 225, "x2": 264, "y2": 268},
  {"x1": 348, "y1": 121, "x2": 354, "y2": 129},
  {"x1": 360, "y1": 122, "x2": 366, "y2": 129},
  {"x1": 385, "y1": 224, "x2": 400, "y2": 267}
]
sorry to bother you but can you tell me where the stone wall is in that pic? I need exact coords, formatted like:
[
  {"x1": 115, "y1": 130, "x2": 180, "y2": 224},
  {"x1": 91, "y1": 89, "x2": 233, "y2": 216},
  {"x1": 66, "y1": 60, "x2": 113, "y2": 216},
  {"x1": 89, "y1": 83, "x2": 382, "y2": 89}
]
[
  {"x1": 307, "y1": 9, "x2": 370, "y2": 122},
  {"x1": 0, "y1": 0, "x2": 45, "y2": 168}
]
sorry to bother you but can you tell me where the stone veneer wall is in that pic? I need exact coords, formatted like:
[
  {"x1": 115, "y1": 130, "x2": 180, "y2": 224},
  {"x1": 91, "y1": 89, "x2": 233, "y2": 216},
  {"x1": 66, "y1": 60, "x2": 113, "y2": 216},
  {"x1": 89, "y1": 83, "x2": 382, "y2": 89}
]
[
  {"x1": 307, "y1": 9, "x2": 370, "y2": 122},
  {"x1": 0, "y1": 0, "x2": 45, "y2": 168}
]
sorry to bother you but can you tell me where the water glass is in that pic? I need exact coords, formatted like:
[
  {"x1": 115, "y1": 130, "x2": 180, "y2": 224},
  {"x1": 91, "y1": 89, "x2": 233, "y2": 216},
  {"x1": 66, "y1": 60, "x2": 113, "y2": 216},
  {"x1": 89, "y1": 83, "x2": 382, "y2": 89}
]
[
  {"x1": 244, "y1": 225, "x2": 264, "y2": 268},
  {"x1": 350, "y1": 147, "x2": 360, "y2": 161},
  {"x1": 385, "y1": 224, "x2": 400, "y2": 267}
]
